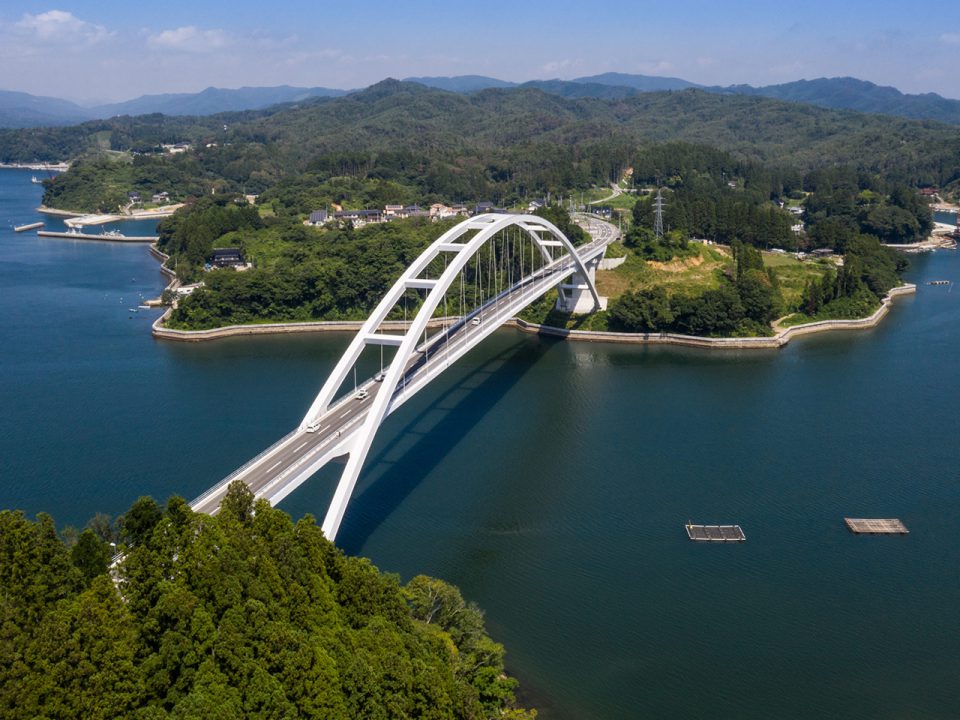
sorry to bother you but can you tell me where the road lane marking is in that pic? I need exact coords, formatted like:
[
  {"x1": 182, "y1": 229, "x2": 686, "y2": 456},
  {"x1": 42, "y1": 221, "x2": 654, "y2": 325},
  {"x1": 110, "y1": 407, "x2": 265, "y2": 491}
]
[
  {"x1": 294, "y1": 441, "x2": 308, "y2": 452},
  {"x1": 339, "y1": 410, "x2": 351, "y2": 419},
  {"x1": 267, "y1": 460, "x2": 283, "y2": 472}
]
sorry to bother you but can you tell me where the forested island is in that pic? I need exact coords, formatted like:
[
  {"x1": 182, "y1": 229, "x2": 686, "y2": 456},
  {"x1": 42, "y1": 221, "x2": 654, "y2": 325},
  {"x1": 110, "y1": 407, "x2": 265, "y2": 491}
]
[
  {"x1": 0, "y1": 483, "x2": 534, "y2": 719},
  {"x1": 7, "y1": 79, "x2": 943, "y2": 336}
]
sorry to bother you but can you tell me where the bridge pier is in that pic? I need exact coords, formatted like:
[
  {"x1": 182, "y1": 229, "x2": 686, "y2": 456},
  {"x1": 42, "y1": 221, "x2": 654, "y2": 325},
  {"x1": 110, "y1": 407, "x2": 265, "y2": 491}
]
[{"x1": 556, "y1": 251, "x2": 607, "y2": 314}]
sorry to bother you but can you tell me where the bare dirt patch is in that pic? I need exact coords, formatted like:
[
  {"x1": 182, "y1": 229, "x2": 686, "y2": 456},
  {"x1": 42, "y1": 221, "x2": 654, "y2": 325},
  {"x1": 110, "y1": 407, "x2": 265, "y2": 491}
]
[{"x1": 647, "y1": 255, "x2": 705, "y2": 273}]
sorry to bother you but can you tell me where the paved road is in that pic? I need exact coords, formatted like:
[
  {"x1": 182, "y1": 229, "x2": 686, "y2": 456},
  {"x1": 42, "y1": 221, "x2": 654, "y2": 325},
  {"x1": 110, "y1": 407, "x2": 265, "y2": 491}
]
[
  {"x1": 191, "y1": 220, "x2": 617, "y2": 515},
  {"x1": 589, "y1": 182, "x2": 624, "y2": 205}
]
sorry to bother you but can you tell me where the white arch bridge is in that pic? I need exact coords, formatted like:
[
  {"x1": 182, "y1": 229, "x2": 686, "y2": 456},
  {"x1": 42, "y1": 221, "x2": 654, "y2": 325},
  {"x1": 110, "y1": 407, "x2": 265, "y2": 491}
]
[{"x1": 191, "y1": 213, "x2": 618, "y2": 540}]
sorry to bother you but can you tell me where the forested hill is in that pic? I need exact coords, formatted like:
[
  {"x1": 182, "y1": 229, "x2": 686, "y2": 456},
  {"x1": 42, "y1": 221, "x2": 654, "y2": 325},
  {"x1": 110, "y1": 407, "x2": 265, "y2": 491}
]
[
  {"x1": 717, "y1": 77, "x2": 960, "y2": 126},
  {"x1": 0, "y1": 483, "x2": 535, "y2": 719},
  {"x1": 252, "y1": 80, "x2": 959, "y2": 173},
  {"x1": 7, "y1": 79, "x2": 960, "y2": 188},
  {"x1": 5, "y1": 73, "x2": 960, "y2": 129}
]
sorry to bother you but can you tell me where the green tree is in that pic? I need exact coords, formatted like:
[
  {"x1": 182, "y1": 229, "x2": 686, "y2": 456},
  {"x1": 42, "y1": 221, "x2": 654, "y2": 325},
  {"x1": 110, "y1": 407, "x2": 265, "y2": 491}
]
[
  {"x1": 609, "y1": 287, "x2": 675, "y2": 332},
  {"x1": 120, "y1": 496, "x2": 163, "y2": 546},
  {"x1": 737, "y1": 269, "x2": 782, "y2": 324},
  {"x1": 71, "y1": 528, "x2": 111, "y2": 582},
  {"x1": 674, "y1": 285, "x2": 745, "y2": 336}
]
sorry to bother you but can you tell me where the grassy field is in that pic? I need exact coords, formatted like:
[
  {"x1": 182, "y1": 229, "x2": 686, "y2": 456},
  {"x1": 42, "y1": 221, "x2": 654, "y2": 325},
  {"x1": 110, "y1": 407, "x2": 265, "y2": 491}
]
[
  {"x1": 595, "y1": 242, "x2": 731, "y2": 300},
  {"x1": 761, "y1": 251, "x2": 838, "y2": 308},
  {"x1": 599, "y1": 244, "x2": 835, "y2": 310}
]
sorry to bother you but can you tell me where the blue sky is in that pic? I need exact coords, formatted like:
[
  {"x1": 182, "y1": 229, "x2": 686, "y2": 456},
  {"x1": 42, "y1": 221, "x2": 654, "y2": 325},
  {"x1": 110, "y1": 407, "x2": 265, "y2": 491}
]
[{"x1": 1, "y1": 1, "x2": 958, "y2": 102}]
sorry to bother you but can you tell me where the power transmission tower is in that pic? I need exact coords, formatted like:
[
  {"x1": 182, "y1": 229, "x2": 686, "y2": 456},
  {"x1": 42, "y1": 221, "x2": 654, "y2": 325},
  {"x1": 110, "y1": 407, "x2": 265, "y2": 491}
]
[{"x1": 653, "y1": 187, "x2": 665, "y2": 240}]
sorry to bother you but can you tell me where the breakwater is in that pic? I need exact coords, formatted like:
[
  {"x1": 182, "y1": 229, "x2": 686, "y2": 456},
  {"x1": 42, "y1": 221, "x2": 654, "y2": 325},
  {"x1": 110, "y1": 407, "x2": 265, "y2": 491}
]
[{"x1": 38, "y1": 230, "x2": 159, "y2": 242}]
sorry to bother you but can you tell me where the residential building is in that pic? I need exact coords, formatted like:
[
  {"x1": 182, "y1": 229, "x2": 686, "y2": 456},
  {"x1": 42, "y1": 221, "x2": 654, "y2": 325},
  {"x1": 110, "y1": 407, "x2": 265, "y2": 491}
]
[{"x1": 210, "y1": 248, "x2": 244, "y2": 268}]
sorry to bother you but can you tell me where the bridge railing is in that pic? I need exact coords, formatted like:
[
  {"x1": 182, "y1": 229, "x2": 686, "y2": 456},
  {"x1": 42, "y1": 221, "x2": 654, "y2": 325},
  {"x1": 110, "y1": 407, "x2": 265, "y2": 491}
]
[
  {"x1": 387, "y1": 245, "x2": 596, "y2": 410},
  {"x1": 189, "y1": 427, "x2": 300, "y2": 509}
]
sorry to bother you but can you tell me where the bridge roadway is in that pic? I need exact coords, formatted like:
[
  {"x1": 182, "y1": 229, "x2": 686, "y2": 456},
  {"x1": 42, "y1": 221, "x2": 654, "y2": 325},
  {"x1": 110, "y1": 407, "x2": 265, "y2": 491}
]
[{"x1": 191, "y1": 215, "x2": 618, "y2": 517}]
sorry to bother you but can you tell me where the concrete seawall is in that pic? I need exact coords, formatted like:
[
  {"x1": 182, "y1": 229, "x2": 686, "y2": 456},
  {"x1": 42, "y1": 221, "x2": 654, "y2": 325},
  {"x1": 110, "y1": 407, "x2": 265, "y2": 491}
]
[
  {"x1": 506, "y1": 284, "x2": 916, "y2": 349},
  {"x1": 152, "y1": 283, "x2": 916, "y2": 348},
  {"x1": 152, "y1": 315, "x2": 460, "y2": 342}
]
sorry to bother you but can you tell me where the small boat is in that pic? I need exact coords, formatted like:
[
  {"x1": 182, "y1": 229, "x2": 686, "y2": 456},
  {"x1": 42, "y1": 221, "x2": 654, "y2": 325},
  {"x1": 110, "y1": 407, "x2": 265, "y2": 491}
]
[
  {"x1": 31, "y1": 176, "x2": 43, "y2": 185},
  {"x1": 128, "y1": 308, "x2": 138, "y2": 313},
  {"x1": 101, "y1": 229, "x2": 125, "y2": 238}
]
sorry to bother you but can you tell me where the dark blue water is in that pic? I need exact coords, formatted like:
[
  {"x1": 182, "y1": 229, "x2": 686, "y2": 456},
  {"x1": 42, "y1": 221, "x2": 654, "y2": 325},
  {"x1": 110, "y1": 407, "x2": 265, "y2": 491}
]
[
  {"x1": 934, "y1": 209, "x2": 957, "y2": 225},
  {"x1": 3, "y1": 168, "x2": 960, "y2": 718}
]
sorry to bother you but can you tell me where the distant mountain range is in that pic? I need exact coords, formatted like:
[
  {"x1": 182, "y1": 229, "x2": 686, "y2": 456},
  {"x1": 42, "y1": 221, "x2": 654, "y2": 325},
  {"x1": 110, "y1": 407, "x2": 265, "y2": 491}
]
[
  {"x1": 0, "y1": 85, "x2": 346, "y2": 128},
  {"x1": 2, "y1": 73, "x2": 960, "y2": 129},
  {"x1": 406, "y1": 74, "x2": 960, "y2": 124}
]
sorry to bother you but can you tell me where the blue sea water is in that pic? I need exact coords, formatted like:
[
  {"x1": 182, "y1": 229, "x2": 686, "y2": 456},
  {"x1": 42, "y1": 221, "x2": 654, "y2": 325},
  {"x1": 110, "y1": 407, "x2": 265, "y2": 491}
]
[{"x1": 2, "y1": 168, "x2": 960, "y2": 718}]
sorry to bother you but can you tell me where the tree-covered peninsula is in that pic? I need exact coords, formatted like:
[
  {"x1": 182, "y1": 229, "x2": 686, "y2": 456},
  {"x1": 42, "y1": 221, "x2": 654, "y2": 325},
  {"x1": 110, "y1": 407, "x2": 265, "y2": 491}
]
[{"x1": 0, "y1": 484, "x2": 534, "y2": 719}]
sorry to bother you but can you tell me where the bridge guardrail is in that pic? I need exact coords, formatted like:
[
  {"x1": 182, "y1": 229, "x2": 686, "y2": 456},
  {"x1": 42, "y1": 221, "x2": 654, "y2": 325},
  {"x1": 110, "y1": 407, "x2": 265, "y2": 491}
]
[{"x1": 189, "y1": 427, "x2": 300, "y2": 509}]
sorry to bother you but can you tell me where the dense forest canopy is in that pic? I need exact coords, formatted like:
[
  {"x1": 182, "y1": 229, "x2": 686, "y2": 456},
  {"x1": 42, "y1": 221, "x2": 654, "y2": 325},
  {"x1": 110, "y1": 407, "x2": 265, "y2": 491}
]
[
  {"x1": 0, "y1": 484, "x2": 534, "y2": 719},
  {"x1": 6, "y1": 80, "x2": 960, "y2": 209}
]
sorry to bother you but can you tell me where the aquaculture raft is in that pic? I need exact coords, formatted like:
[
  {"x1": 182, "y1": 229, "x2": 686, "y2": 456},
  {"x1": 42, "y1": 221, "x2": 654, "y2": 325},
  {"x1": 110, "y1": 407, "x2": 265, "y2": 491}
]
[
  {"x1": 685, "y1": 523, "x2": 745, "y2": 542},
  {"x1": 844, "y1": 518, "x2": 909, "y2": 535}
]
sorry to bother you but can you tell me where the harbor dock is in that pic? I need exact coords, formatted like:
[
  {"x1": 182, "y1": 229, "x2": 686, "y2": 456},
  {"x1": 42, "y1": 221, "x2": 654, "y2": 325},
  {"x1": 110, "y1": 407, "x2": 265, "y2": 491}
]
[
  {"x1": 37, "y1": 230, "x2": 159, "y2": 243},
  {"x1": 14, "y1": 222, "x2": 44, "y2": 232},
  {"x1": 844, "y1": 518, "x2": 909, "y2": 535},
  {"x1": 686, "y1": 523, "x2": 746, "y2": 542}
]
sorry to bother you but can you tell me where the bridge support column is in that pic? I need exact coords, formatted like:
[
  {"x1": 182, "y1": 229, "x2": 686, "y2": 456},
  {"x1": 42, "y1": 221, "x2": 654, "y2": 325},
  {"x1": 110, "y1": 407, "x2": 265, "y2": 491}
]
[{"x1": 556, "y1": 251, "x2": 607, "y2": 314}]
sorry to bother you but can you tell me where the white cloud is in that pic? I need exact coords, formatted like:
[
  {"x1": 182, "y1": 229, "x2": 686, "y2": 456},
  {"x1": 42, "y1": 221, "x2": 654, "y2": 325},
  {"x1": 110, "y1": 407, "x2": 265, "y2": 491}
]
[
  {"x1": 940, "y1": 32, "x2": 960, "y2": 45},
  {"x1": 148, "y1": 26, "x2": 229, "y2": 52},
  {"x1": 14, "y1": 10, "x2": 110, "y2": 44}
]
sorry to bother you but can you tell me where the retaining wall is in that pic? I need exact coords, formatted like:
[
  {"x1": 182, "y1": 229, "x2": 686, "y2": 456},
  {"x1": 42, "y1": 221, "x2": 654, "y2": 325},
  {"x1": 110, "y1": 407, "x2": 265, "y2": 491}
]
[
  {"x1": 506, "y1": 284, "x2": 916, "y2": 349},
  {"x1": 153, "y1": 315, "x2": 460, "y2": 342},
  {"x1": 598, "y1": 256, "x2": 627, "y2": 270},
  {"x1": 152, "y1": 283, "x2": 916, "y2": 348}
]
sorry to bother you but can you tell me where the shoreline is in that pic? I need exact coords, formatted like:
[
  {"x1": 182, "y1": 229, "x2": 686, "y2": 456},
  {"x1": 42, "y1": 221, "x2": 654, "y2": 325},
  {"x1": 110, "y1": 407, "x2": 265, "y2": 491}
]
[
  {"x1": 151, "y1": 283, "x2": 917, "y2": 349},
  {"x1": 143, "y1": 212, "x2": 915, "y2": 349},
  {"x1": 506, "y1": 284, "x2": 915, "y2": 349},
  {"x1": 0, "y1": 162, "x2": 70, "y2": 171}
]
